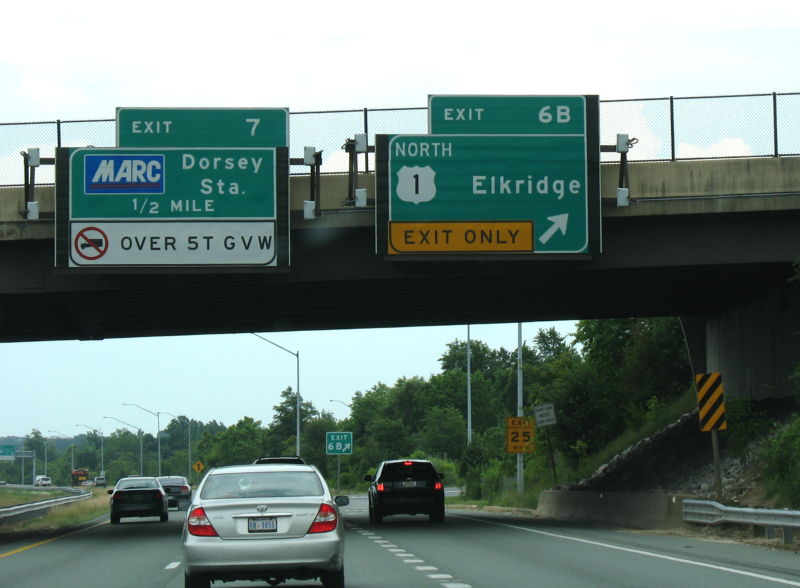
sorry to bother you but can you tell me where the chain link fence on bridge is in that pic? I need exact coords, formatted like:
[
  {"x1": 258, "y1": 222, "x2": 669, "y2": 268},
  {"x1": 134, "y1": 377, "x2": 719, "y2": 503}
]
[{"x1": 1, "y1": 93, "x2": 799, "y2": 187}]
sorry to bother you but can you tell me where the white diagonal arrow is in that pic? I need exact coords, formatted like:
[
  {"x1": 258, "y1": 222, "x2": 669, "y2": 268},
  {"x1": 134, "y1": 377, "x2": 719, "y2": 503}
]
[{"x1": 539, "y1": 214, "x2": 569, "y2": 245}]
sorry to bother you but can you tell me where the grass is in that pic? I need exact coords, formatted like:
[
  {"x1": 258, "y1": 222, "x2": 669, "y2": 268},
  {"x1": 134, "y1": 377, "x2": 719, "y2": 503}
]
[
  {"x1": 0, "y1": 488, "x2": 69, "y2": 508},
  {"x1": 0, "y1": 488, "x2": 109, "y2": 534}
]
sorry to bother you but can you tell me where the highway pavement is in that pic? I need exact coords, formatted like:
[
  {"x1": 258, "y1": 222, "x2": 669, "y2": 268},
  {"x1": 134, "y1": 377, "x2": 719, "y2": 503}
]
[{"x1": 1, "y1": 495, "x2": 799, "y2": 587}]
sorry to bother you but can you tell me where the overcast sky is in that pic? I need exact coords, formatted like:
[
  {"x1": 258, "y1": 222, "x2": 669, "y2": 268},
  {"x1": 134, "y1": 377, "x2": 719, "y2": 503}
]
[{"x1": 2, "y1": 1, "x2": 799, "y2": 438}]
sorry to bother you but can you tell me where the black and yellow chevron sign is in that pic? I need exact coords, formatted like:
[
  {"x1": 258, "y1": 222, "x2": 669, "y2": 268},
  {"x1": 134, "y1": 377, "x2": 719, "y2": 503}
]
[{"x1": 695, "y1": 373, "x2": 728, "y2": 431}]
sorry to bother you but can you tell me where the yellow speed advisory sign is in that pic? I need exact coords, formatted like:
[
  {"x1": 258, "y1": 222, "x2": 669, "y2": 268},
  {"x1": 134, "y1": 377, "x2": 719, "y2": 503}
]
[
  {"x1": 389, "y1": 221, "x2": 533, "y2": 254},
  {"x1": 506, "y1": 416, "x2": 535, "y2": 453}
]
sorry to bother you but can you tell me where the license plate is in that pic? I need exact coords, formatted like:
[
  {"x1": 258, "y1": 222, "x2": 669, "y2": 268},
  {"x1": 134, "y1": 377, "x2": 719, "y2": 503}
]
[
  {"x1": 248, "y1": 517, "x2": 277, "y2": 533},
  {"x1": 402, "y1": 480, "x2": 419, "y2": 488}
]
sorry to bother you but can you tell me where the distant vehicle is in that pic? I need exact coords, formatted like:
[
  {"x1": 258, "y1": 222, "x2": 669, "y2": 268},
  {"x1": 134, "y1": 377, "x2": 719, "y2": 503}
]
[
  {"x1": 94, "y1": 476, "x2": 107, "y2": 487},
  {"x1": 71, "y1": 468, "x2": 90, "y2": 486},
  {"x1": 34, "y1": 475, "x2": 52, "y2": 487},
  {"x1": 182, "y1": 461, "x2": 349, "y2": 588},
  {"x1": 157, "y1": 476, "x2": 192, "y2": 508},
  {"x1": 364, "y1": 459, "x2": 445, "y2": 523},
  {"x1": 0, "y1": 480, "x2": 6, "y2": 486},
  {"x1": 108, "y1": 477, "x2": 169, "y2": 524},
  {"x1": 80, "y1": 480, "x2": 95, "y2": 486}
]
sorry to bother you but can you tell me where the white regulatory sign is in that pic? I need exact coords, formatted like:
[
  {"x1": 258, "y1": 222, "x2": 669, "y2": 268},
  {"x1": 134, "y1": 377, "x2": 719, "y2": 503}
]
[
  {"x1": 533, "y1": 403, "x2": 557, "y2": 427},
  {"x1": 69, "y1": 221, "x2": 277, "y2": 266}
]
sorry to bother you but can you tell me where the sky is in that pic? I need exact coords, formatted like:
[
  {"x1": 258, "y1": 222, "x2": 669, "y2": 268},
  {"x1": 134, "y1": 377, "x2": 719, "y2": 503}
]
[{"x1": 1, "y1": 1, "x2": 799, "y2": 438}]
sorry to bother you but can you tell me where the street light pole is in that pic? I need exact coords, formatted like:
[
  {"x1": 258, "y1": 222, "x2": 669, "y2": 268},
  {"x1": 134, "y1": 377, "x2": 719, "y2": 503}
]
[
  {"x1": 104, "y1": 416, "x2": 144, "y2": 476},
  {"x1": 123, "y1": 403, "x2": 162, "y2": 476},
  {"x1": 467, "y1": 324, "x2": 473, "y2": 444},
  {"x1": 252, "y1": 333, "x2": 301, "y2": 456}
]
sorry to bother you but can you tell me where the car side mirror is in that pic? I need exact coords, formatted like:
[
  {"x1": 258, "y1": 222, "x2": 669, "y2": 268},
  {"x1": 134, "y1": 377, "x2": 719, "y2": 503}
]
[
  {"x1": 335, "y1": 495, "x2": 350, "y2": 507},
  {"x1": 107, "y1": 489, "x2": 113, "y2": 494}
]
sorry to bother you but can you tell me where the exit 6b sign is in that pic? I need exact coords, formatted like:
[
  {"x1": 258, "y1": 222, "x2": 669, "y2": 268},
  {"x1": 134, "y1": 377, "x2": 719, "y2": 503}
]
[{"x1": 506, "y1": 417, "x2": 535, "y2": 453}]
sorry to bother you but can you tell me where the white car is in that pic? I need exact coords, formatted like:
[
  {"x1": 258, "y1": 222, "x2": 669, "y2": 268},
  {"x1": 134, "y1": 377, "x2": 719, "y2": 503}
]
[
  {"x1": 33, "y1": 476, "x2": 52, "y2": 487},
  {"x1": 182, "y1": 461, "x2": 348, "y2": 588}
]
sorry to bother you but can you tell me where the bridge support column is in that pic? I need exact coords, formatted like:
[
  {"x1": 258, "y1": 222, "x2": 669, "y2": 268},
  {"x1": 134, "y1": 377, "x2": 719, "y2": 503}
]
[{"x1": 703, "y1": 285, "x2": 800, "y2": 400}]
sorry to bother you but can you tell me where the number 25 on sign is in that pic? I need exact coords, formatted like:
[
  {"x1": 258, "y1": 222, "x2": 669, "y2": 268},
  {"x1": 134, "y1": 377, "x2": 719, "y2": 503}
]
[{"x1": 506, "y1": 417, "x2": 535, "y2": 453}]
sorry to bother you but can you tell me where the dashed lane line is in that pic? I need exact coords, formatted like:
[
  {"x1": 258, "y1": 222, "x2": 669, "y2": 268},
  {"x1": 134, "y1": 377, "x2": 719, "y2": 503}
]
[{"x1": 350, "y1": 524, "x2": 472, "y2": 587}]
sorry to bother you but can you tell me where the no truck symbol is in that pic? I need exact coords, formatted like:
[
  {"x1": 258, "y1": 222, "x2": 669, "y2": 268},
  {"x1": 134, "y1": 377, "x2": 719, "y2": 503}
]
[{"x1": 74, "y1": 226, "x2": 109, "y2": 260}]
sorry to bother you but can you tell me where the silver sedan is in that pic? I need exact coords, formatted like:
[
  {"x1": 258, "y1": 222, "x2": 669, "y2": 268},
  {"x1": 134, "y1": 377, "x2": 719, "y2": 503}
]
[{"x1": 182, "y1": 462, "x2": 349, "y2": 588}]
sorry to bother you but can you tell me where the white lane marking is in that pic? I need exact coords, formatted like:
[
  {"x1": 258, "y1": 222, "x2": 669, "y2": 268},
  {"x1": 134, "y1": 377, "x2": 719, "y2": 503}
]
[
  {"x1": 457, "y1": 515, "x2": 800, "y2": 586},
  {"x1": 164, "y1": 562, "x2": 181, "y2": 570},
  {"x1": 354, "y1": 525, "x2": 470, "y2": 587}
]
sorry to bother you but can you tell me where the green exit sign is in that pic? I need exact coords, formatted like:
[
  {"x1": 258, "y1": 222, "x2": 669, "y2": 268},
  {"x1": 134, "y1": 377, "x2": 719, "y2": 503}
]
[
  {"x1": 0, "y1": 445, "x2": 16, "y2": 461},
  {"x1": 429, "y1": 95, "x2": 588, "y2": 135},
  {"x1": 117, "y1": 107, "x2": 289, "y2": 148},
  {"x1": 326, "y1": 432, "x2": 353, "y2": 455},
  {"x1": 384, "y1": 134, "x2": 593, "y2": 254}
]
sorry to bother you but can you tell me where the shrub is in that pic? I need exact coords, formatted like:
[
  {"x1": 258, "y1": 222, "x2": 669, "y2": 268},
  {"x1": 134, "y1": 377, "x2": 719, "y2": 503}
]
[{"x1": 761, "y1": 415, "x2": 800, "y2": 508}]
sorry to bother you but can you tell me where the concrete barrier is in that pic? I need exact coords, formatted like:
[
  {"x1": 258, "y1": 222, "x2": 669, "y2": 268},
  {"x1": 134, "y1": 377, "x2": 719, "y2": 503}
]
[{"x1": 536, "y1": 490, "x2": 687, "y2": 529}]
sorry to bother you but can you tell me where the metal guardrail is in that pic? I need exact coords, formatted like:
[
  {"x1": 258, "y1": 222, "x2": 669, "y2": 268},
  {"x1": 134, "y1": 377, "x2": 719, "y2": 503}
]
[
  {"x1": 683, "y1": 499, "x2": 800, "y2": 544},
  {"x1": 0, "y1": 487, "x2": 93, "y2": 523}
]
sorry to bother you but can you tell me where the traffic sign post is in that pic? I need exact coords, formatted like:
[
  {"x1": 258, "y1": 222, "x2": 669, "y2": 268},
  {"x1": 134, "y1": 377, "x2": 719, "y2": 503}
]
[
  {"x1": 376, "y1": 94, "x2": 600, "y2": 257},
  {"x1": 533, "y1": 403, "x2": 558, "y2": 485},
  {"x1": 117, "y1": 107, "x2": 289, "y2": 148},
  {"x1": 326, "y1": 432, "x2": 353, "y2": 494}
]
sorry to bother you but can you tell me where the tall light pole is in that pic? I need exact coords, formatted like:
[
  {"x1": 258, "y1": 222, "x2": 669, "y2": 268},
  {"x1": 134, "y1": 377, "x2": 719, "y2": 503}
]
[
  {"x1": 328, "y1": 399, "x2": 352, "y2": 410},
  {"x1": 49, "y1": 430, "x2": 73, "y2": 471},
  {"x1": 467, "y1": 325, "x2": 473, "y2": 444},
  {"x1": 104, "y1": 416, "x2": 144, "y2": 476},
  {"x1": 76, "y1": 424, "x2": 104, "y2": 473},
  {"x1": 252, "y1": 333, "x2": 301, "y2": 456},
  {"x1": 123, "y1": 403, "x2": 162, "y2": 476},
  {"x1": 516, "y1": 322, "x2": 524, "y2": 494},
  {"x1": 163, "y1": 412, "x2": 192, "y2": 480}
]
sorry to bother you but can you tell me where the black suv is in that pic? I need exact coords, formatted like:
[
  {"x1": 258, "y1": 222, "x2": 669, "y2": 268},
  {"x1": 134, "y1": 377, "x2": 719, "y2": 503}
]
[{"x1": 364, "y1": 459, "x2": 445, "y2": 523}]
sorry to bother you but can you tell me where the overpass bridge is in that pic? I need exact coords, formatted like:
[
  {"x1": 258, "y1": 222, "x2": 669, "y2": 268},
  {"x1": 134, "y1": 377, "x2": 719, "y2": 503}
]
[{"x1": 1, "y1": 102, "x2": 799, "y2": 403}]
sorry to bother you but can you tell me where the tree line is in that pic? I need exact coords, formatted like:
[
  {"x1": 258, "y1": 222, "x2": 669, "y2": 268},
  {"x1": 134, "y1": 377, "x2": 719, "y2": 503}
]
[{"x1": 5, "y1": 317, "x2": 696, "y2": 497}]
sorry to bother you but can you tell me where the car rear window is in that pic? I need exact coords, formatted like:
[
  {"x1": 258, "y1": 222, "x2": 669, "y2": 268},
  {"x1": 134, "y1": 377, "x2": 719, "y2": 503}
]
[
  {"x1": 118, "y1": 479, "x2": 159, "y2": 490},
  {"x1": 200, "y1": 471, "x2": 324, "y2": 499},
  {"x1": 158, "y1": 477, "x2": 186, "y2": 485},
  {"x1": 379, "y1": 462, "x2": 437, "y2": 482}
]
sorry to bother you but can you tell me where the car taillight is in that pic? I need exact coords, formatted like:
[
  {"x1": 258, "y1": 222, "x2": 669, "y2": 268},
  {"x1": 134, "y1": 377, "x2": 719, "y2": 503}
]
[
  {"x1": 376, "y1": 482, "x2": 385, "y2": 492},
  {"x1": 110, "y1": 492, "x2": 120, "y2": 502},
  {"x1": 403, "y1": 461, "x2": 413, "y2": 466},
  {"x1": 308, "y1": 503, "x2": 338, "y2": 534},
  {"x1": 187, "y1": 506, "x2": 218, "y2": 537},
  {"x1": 435, "y1": 481, "x2": 443, "y2": 490},
  {"x1": 180, "y1": 485, "x2": 190, "y2": 493}
]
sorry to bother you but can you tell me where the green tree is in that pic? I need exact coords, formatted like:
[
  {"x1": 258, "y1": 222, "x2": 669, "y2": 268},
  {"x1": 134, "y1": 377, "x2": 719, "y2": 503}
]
[
  {"x1": 416, "y1": 406, "x2": 467, "y2": 459},
  {"x1": 197, "y1": 417, "x2": 267, "y2": 467}
]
